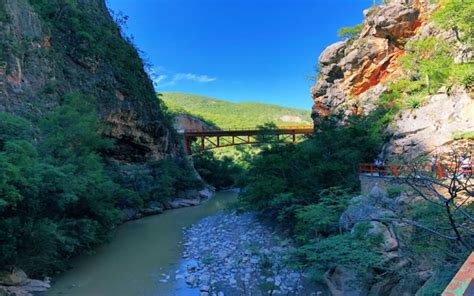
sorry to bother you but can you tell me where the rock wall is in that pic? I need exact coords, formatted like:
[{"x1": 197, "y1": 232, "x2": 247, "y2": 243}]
[
  {"x1": 311, "y1": 0, "x2": 473, "y2": 159},
  {"x1": 0, "y1": 0, "x2": 182, "y2": 163},
  {"x1": 173, "y1": 114, "x2": 215, "y2": 133}
]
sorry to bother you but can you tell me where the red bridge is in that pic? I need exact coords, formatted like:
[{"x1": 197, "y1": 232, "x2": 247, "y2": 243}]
[{"x1": 182, "y1": 125, "x2": 314, "y2": 154}]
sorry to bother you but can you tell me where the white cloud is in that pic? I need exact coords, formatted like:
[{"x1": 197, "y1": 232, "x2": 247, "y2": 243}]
[
  {"x1": 172, "y1": 73, "x2": 217, "y2": 83},
  {"x1": 153, "y1": 74, "x2": 168, "y2": 85},
  {"x1": 148, "y1": 66, "x2": 217, "y2": 89}
]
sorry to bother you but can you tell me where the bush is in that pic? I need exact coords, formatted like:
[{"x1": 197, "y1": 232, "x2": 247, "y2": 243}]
[
  {"x1": 193, "y1": 150, "x2": 243, "y2": 190},
  {"x1": 294, "y1": 231, "x2": 383, "y2": 282},
  {"x1": 452, "y1": 130, "x2": 474, "y2": 140},
  {"x1": 0, "y1": 94, "x2": 121, "y2": 276}
]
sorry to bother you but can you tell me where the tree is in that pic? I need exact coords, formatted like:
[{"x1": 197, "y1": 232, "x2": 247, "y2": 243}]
[{"x1": 378, "y1": 148, "x2": 474, "y2": 251}]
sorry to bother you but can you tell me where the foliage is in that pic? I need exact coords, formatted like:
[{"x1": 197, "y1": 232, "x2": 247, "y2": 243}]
[
  {"x1": 295, "y1": 187, "x2": 351, "y2": 240},
  {"x1": 160, "y1": 92, "x2": 312, "y2": 128},
  {"x1": 454, "y1": 63, "x2": 474, "y2": 90},
  {"x1": 193, "y1": 150, "x2": 243, "y2": 189},
  {"x1": 0, "y1": 94, "x2": 120, "y2": 276},
  {"x1": 405, "y1": 94, "x2": 426, "y2": 109},
  {"x1": 452, "y1": 130, "x2": 474, "y2": 140},
  {"x1": 400, "y1": 37, "x2": 453, "y2": 94},
  {"x1": 337, "y1": 23, "x2": 364, "y2": 40},
  {"x1": 433, "y1": 0, "x2": 474, "y2": 46},
  {"x1": 0, "y1": 1, "x2": 10, "y2": 23},
  {"x1": 295, "y1": 232, "x2": 383, "y2": 281},
  {"x1": 240, "y1": 111, "x2": 385, "y2": 219},
  {"x1": 28, "y1": 0, "x2": 154, "y2": 100}
]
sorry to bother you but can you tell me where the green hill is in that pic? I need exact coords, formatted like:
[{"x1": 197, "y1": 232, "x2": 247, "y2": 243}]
[{"x1": 160, "y1": 92, "x2": 312, "y2": 128}]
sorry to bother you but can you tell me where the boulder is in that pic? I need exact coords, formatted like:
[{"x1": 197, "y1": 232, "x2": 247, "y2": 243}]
[
  {"x1": 140, "y1": 206, "x2": 163, "y2": 216},
  {"x1": 366, "y1": 4, "x2": 420, "y2": 40},
  {"x1": 323, "y1": 267, "x2": 367, "y2": 296},
  {"x1": 340, "y1": 195, "x2": 395, "y2": 231},
  {"x1": 199, "y1": 187, "x2": 215, "y2": 200},
  {"x1": 0, "y1": 268, "x2": 27, "y2": 286},
  {"x1": 366, "y1": 221, "x2": 398, "y2": 252},
  {"x1": 167, "y1": 198, "x2": 201, "y2": 209},
  {"x1": 319, "y1": 41, "x2": 347, "y2": 65},
  {"x1": 120, "y1": 208, "x2": 142, "y2": 222}
]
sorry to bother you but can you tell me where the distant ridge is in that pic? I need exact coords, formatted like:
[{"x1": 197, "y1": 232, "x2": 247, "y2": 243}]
[{"x1": 160, "y1": 92, "x2": 312, "y2": 128}]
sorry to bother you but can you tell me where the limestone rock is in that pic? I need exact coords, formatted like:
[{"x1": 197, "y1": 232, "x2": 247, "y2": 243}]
[
  {"x1": 319, "y1": 41, "x2": 347, "y2": 65},
  {"x1": 311, "y1": 0, "x2": 426, "y2": 121},
  {"x1": 0, "y1": 268, "x2": 27, "y2": 286},
  {"x1": 323, "y1": 267, "x2": 367, "y2": 296},
  {"x1": 339, "y1": 195, "x2": 395, "y2": 231},
  {"x1": 384, "y1": 89, "x2": 474, "y2": 159},
  {"x1": 365, "y1": 4, "x2": 420, "y2": 40}
]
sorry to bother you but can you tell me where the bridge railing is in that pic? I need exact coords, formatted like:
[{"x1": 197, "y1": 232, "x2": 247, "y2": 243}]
[
  {"x1": 183, "y1": 125, "x2": 314, "y2": 133},
  {"x1": 360, "y1": 163, "x2": 473, "y2": 180}
]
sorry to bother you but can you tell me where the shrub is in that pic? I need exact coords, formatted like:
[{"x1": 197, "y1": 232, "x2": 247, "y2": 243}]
[
  {"x1": 405, "y1": 94, "x2": 426, "y2": 109},
  {"x1": 452, "y1": 130, "x2": 474, "y2": 140},
  {"x1": 337, "y1": 23, "x2": 364, "y2": 39},
  {"x1": 294, "y1": 231, "x2": 383, "y2": 282}
]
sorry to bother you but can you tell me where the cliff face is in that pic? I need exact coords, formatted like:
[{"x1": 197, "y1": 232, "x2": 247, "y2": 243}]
[
  {"x1": 0, "y1": 0, "x2": 181, "y2": 163},
  {"x1": 312, "y1": 0, "x2": 473, "y2": 158}
]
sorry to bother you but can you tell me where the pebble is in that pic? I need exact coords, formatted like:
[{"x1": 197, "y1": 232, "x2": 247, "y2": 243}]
[{"x1": 181, "y1": 211, "x2": 307, "y2": 295}]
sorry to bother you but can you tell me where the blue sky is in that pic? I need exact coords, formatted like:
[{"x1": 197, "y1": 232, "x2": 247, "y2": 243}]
[{"x1": 106, "y1": 0, "x2": 373, "y2": 110}]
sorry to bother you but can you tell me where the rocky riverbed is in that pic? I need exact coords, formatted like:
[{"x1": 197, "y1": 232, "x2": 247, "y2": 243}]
[{"x1": 180, "y1": 211, "x2": 328, "y2": 296}]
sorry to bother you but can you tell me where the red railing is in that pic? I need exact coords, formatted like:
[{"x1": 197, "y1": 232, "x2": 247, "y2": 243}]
[
  {"x1": 183, "y1": 125, "x2": 314, "y2": 135},
  {"x1": 443, "y1": 252, "x2": 474, "y2": 295},
  {"x1": 359, "y1": 163, "x2": 473, "y2": 180}
]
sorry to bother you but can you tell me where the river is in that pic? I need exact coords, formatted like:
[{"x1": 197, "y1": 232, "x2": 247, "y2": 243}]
[{"x1": 46, "y1": 191, "x2": 238, "y2": 296}]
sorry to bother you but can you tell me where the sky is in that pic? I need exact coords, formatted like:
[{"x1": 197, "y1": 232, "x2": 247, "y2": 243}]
[{"x1": 106, "y1": 0, "x2": 374, "y2": 110}]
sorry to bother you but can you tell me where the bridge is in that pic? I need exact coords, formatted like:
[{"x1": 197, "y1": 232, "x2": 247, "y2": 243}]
[{"x1": 182, "y1": 125, "x2": 314, "y2": 154}]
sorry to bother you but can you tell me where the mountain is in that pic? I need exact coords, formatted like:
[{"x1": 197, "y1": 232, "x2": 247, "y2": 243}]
[
  {"x1": 161, "y1": 92, "x2": 312, "y2": 129},
  {"x1": 0, "y1": 0, "x2": 181, "y2": 162}
]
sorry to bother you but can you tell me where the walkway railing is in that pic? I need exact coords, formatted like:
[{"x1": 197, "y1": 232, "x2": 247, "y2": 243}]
[
  {"x1": 360, "y1": 163, "x2": 473, "y2": 180},
  {"x1": 443, "y1": 252, "x2": 474, "y2": 296}
]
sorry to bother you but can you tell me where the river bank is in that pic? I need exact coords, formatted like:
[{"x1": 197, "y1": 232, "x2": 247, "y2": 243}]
[
  {"x1": 41, "y1": 190, "x2": 236, "y2": 296},
  {"x1": 180, "y1": 211, "x2": 329, "y2": 296}
]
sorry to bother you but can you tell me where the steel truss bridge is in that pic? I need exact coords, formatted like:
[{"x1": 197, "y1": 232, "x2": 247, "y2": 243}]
[{"x1": 182, "y1": 126, "x2": 314, "y2": 154}]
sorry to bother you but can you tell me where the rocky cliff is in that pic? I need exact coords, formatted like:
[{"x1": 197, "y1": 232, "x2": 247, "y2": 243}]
[
  {"x1": 0, "y1": 0, "x2": 182, "y2": 163},
  {"x1": 312, "y1": 0, "x2": 473, "y2": 159}
]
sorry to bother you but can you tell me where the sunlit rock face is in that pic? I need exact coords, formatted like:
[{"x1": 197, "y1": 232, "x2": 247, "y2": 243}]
[
  {"x1": 0, "y1": 0, "x2": 182, "y2": 163},
  {"x1": 311, "y1": 0, "x2": 473, "y2": 158},
  {"x1": 311, "y1": 0, "x2": 426, "y2": 123},
  {"x1": 173, "y1": 114, "x2": 214, "y2": 133}
]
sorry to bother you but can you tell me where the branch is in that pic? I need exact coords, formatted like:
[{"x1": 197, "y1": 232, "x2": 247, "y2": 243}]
[{"x1": 369, "y1": 217, "x2": 458, "y2": 241}]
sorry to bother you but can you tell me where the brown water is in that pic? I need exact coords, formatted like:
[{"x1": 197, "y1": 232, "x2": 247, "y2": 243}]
[{"x1": 46, "y1": 191, "x2": 238, "y2": 296}]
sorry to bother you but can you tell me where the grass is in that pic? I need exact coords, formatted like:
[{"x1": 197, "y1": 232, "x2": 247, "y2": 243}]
[{"x1": 453, "y1": 130, "x2": 474, "y2": 140}]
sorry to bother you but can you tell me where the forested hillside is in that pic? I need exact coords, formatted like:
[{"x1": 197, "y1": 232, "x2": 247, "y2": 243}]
[
  {"x1": 0, "y1": 0, "x2": 200, "y2": 282},
  {"x1": 161, "y1": 92, "x2": 312, "y2": 128}
]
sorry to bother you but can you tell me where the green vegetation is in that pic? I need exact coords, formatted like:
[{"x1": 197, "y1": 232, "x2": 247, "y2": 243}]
[
  {"x1": 192, "y1": 150, "x2": 243, "y2": 190},
  {"x1": 28, "y1": 0, "x2": 154, "y2": 100},
  {"x1": 452, "y1": 130, "x2": 474, "y2": 140},
  {"x1": 161, "y1": 92, "x2": 312, "y2": 128},
  {"x1": 382, "y1": 0, "x2": 474, "y2": 110},
  {"x1": 433, "y1": 0, "x2": 474, "y2": 46},
  {"x1": 337, "y1": 23, "x2": 364, "y2": 40},
  {"x1": 0, "y1": 93, "x2": 200, "y2": 277},
  {"x1": 162, "y1": 92, "x2": 312, "y2": 189},
  {"x1": 239, "y1": 111, "x2": 387, "y2": 280}
]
